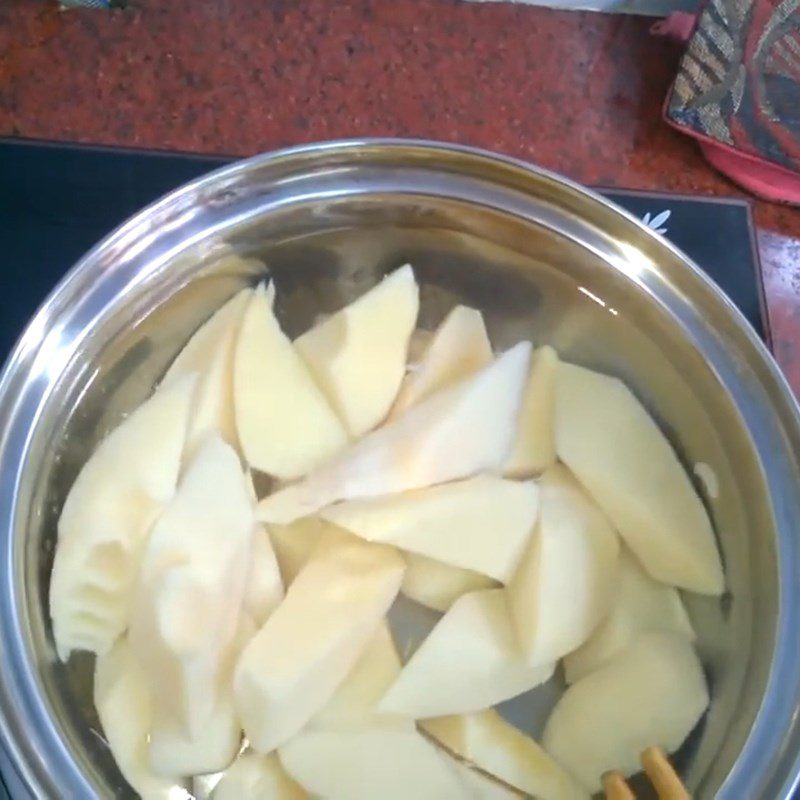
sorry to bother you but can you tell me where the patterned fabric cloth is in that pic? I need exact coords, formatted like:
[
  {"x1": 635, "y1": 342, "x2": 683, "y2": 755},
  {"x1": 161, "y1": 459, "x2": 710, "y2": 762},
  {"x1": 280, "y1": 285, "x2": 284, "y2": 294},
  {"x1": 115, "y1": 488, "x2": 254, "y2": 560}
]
[{"x1": 664, "y1": 0, "x2": 800, "y2": 202}]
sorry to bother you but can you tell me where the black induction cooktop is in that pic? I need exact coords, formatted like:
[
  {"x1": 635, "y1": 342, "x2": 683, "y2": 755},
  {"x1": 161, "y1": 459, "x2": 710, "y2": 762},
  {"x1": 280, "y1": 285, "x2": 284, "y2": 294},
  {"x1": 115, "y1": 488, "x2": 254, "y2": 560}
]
[{"x1": 0, "y1": 138, "x2": 770, "y2": 364}]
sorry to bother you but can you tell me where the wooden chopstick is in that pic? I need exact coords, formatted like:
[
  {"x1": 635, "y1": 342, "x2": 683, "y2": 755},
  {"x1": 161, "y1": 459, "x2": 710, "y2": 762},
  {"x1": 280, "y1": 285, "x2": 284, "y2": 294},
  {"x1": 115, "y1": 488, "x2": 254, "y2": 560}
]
[
  {"x1": 641, "y1": 746, "x2": 690, "y2": 799},
  {"x1": 603, "y1": 747, "x2": 690, "y2": 799},
  {"x1": 602, "y1": 770, "x2": 636, "y2": 800}
]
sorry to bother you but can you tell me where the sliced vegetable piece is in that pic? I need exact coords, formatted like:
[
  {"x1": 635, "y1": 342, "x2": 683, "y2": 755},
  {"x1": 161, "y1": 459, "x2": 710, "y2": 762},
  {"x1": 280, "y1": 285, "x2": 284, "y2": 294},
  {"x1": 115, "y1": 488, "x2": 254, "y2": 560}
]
[
  {"x1": 182, "y1": 288, "x2": 252, "y2": 460},
  {"x1": 422, "y1": 709, "x2": 589, "y2": 800},
  {"x1": 50, "y1": 374, "x2": 197, "y2": 659},
  {"x1": 504, "y1": 345, "x2": 558, "y2": 477},
  {"x1": 233, "y1": 535, "x2": 405, "y2": 753},
  {"x1": 555, "y1": 361, "x2": 724, "y2": 594},
  {"x1": 128, "y1": 435, "x2": 253, "y2": 770},
  {"x1": 563, "y1": 547, "x2": 694, "y2": 683},
  {"x1": 234, "y1": 283, "x2": 348, "y2": 479},
  {"x1": 379, "y1": 589, "x2": 553, "y2": 719},
  {"x1": 542, "y1": 632, "x2": 709, "y2": 792},
  {"x1": 278, "y1": 727, "x2": 466, "y2": 800},
  {"x1": 508, "y1": 465, "x2": 619, "y2": 667},
  {"x1": 391, "y1": 304, "x2": 492, "y2": 417},
  {"x1": 150, "y1": 612, "x2": 257, "y2": 777},
  {"x1": 94, "y1": 636, "x2": 179, "y2": 799},
  {"x1": 321, "y1": 476, "x2": 538, "y2": 582},
  {"x1": 295, "y1": 264, "x2": 419, "y2": 436}
]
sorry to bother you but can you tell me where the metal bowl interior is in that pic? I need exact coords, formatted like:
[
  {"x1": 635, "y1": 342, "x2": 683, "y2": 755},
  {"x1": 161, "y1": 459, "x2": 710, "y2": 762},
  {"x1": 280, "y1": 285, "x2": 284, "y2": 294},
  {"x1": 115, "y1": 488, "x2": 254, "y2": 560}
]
[{"x1": 2, "y1": 141, "x2": 800, "y2": 799}]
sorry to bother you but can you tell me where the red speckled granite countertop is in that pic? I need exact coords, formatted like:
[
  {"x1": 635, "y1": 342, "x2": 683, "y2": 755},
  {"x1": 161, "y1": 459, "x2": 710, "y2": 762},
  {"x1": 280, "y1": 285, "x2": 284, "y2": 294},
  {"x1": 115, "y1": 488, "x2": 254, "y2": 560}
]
[{"x1": 1, "y1": 0, "x2": 799, "y2": 389}]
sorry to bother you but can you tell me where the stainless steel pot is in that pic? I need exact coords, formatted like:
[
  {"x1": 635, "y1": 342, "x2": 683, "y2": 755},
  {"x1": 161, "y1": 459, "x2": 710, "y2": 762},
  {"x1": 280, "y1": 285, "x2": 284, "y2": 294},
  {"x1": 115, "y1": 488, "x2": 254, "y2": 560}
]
[{"x1": 1, "y1": 140, "x2": 799, "y2": 799}]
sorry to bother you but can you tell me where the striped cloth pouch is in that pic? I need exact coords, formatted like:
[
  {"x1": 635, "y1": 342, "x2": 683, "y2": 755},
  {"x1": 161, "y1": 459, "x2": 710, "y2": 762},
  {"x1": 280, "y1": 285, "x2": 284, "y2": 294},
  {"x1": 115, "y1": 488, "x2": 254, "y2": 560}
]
[{"x1": 658, "y1": 0, "x2": 800, "y2": 204}]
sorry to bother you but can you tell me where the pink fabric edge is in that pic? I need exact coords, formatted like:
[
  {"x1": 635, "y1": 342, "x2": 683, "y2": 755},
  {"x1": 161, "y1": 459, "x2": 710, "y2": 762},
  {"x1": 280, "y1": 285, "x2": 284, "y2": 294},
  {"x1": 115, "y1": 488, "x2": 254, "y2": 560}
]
[
  {"x1": 663, "y1": 100, "x2": 800, "y2": 205},
  {"x1": 700, "y1": 142, "x2": 800, "y2": 204}
]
